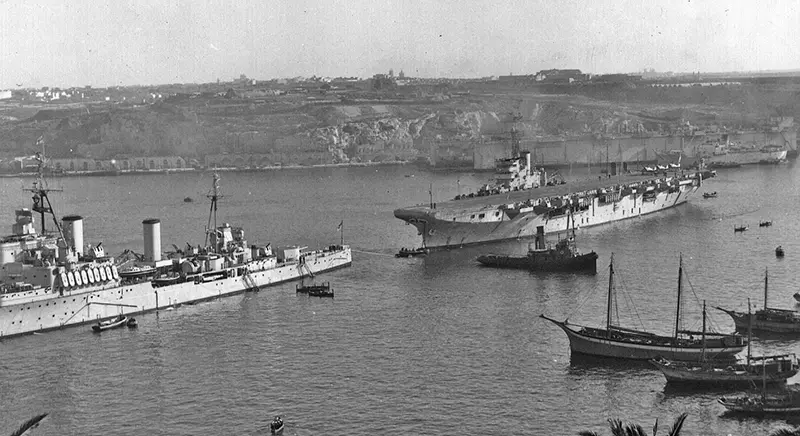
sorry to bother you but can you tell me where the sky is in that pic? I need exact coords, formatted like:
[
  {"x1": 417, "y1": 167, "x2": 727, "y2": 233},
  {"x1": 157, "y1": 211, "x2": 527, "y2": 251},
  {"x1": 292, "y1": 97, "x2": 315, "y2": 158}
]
[{"x1": 0, "y1": 0, "x2": 798, "y2": 88}]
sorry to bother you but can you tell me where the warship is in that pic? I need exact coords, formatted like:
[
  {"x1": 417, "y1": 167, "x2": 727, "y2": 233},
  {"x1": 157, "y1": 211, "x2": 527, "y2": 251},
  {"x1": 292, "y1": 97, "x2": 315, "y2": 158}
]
[
  {"x1": 395, "y1": 132, "x2": 716, "y2": 250},
  {"x1": 0, "y1": 171, "x2": 352, "y2": 339},
  {"x1": 655, "y1": 141, "x2": 787, "y2": 169}
]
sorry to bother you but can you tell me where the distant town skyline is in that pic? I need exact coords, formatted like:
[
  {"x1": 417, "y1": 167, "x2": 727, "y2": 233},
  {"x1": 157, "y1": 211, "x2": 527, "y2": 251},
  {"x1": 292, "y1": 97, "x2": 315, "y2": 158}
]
[{"x1": 1, "y1": 0, "x2": 798, "y2": 89}]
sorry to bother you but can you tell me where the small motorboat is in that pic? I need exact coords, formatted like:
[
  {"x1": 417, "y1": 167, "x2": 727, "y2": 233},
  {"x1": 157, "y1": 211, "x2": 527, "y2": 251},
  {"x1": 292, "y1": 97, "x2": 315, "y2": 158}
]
[
  {"x1": 269, "y1": 416, "x2": 284, "y2": 435},
  {"x1": 759, "y1": 220, "x2": 773, "y2": 227},
  {"x1": 92, "y1": 315, "x2": 128, "y2": 332},
  {"x1": 703, "y1": 191, "x2": 718, "y2": 199},
  {"x1": 297, "y1": 282, "x2": 333, "y2": 297},
  {"x1": 776, "y1": 246, "x2": 785, "y2": 258},
  {"x1": 734, "y1": 225, "x2": 748, "y2": 233},
  {"x1": 184, "y1": 197, "x2": 193, "y2": 203},
  {"x1": 118, "y1": 265, "x2": 156, "y2": 280},
  {"x1": 794, "y1": 292, "x2": 800, "y2": 303},
  {"x1": 126, "y1": 317, "x2": 138, "y2": 328},
  {"x1": 395, "y1": 247, "x2": 429, "y2": 258}
]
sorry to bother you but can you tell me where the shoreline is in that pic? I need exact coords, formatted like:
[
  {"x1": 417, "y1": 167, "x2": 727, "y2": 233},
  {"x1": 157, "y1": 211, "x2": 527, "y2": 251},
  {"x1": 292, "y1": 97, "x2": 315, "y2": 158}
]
[{"x1": 0, "y1": 160, "x2": 414, "y2": 178}]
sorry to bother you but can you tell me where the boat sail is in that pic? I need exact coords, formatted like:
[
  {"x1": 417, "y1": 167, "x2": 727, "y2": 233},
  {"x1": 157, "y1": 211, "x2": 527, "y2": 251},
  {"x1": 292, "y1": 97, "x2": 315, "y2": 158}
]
[
  {"x1": 651, "y1": 300, "x2": 798, "y2": 385},
  {"x1": 540, "y1": 254, "x2": 747, "y2": 361},
  {"x1": 717, "y1": 268, "x2": 800, "y2": 333}
]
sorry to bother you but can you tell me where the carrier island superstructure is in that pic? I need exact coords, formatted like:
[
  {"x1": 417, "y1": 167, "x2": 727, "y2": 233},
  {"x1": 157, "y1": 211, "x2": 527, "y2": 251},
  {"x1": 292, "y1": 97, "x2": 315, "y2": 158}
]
[
  {"x1": 0, "y1": 173, "x2": 351, "y2": 338},
  {"x1": 394, "y1": 150, "x2": 715, "y2": 250}
]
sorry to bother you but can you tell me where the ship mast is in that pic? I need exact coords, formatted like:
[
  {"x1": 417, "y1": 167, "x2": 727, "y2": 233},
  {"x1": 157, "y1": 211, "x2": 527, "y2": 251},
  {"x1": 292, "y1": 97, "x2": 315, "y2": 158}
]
[
  {"x1": 510, "y1": 114, "x2": 521, "y2": 159},
  {"x1": 204, "y1": 172, "x2": 224, "y2": 247},
  {"x1": 24, "y1": 136, "x2": 63, "y2": 237},
  {"x1": 606, "y1": 254, "x2": 614, "y2": 338},
  {"x1": 747, "y1": 299, "x2": 752, "y2": 367},
  {"x1": 701, "y1": 300, "x2": 707, "y2": 362},
  {"x1": 764, "y1": 267, "x2": 769, "y2": 310},
  {"x1": 674, "y1": 254, "x2": 683, "y2": 342}
]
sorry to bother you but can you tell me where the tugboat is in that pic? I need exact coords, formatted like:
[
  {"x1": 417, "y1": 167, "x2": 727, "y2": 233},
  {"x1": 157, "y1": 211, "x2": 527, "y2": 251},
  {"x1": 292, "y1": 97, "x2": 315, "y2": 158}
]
[
  {"x1": 269, "y1": 416, "x2": 284, "y2": 434},
  {"x1": 476, "y1": 215, "x2": 598, "y2": 273},
  {"x1": 395, "y1": 247, "x2": 428, "y2": 258},
  {"x1": 297, "y1": 281, "x2": 334, "y2": 298}
]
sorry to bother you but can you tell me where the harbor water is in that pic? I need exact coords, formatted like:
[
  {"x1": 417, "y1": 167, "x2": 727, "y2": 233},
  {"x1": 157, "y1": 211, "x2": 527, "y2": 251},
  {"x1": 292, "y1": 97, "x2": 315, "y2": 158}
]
[{"x1": 2, "y1": 162, "x2": 800, "y2": 435}]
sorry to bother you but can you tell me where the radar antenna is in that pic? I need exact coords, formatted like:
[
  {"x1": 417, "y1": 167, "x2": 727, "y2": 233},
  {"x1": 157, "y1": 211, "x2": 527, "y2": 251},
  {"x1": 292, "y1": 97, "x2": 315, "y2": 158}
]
[{"x1": 23, "y1": 135, "x2": 63, "y2": 237}]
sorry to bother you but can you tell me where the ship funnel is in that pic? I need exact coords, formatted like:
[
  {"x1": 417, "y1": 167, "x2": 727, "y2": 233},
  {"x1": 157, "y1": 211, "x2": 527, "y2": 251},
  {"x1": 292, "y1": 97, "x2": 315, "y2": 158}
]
[
  {"x1": 62, "y1": 215, "x2": 84, "y2": 257},
  {"x1": 535, "y1": 226, "x2": 545, "y2": 250},
  {"x1": 521, "y1": 151, "x2": 531, "y2": 169},
  {"x1": 142, "y1": 218, "x2": 162, "y2": 262}
]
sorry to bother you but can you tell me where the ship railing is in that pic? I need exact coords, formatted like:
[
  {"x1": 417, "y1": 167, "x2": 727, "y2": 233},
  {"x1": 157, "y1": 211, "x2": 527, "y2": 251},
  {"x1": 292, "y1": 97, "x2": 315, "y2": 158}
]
[
  {"x1": 677, "y1": 329, "x2": 741, "y2": 337},
  {"x1": 748, "y1": 353, "x2": 796, "y2": 362}
]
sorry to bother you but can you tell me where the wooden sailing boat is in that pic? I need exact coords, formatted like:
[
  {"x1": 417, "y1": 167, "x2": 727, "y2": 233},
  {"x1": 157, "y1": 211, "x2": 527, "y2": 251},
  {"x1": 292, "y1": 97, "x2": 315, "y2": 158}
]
[
  {"x1": 719, "y1": 336, "x2": 800, "y2": 416},
  {"x1": 540, "y1": 254, "x2": 747, "y2": 361},
  {"x1": 651, "y1": 300, "x2": 798, "y2": 385},
  {"x1": 717, "y1": 268, "x2": 800, "y2": 333}
]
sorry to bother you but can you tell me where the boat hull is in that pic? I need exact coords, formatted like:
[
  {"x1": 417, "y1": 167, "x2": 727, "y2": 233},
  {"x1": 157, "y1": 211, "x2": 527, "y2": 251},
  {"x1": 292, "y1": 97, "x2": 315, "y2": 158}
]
[
  {"x1": 476, "y1": 252, "x2": 598, "y2": 273},
  {"x1": 705, "y1": 149, "x2": 787, "y2": 166},
  {"x1": 544, "y1": 318, "x2": 745, "y2": 361},
  {"x1": 718, "y1": 396, "x2": 800, "y2": 415},
  {"x1": 0, "y1": 247, "x2": 352, "y2": 339},
  {"x1": 395, "y1": 173, "x2": 707, "y2": 250},
  {"x1": 651, "y1": 360, "x2": 796, "y2": 386},
  {"x1": 719, "y1": 308, "x2": 800, "y2": 334},
  {"x1": 91, "y1": 316, "x2": 128, "y2": 332}
]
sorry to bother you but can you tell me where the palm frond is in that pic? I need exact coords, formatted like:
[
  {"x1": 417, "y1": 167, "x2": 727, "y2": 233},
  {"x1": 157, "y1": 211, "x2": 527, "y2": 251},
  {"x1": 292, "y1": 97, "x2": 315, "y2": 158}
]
[
  {"x1": 768, "y1": 427, "x2": 800, "y2": 436},
  {"x1": 667, "y1": 412, "x2": 688, "y2": 436},
  {"x1": 608, "y1": 418, "x2": 625, "y2": 436},
  {"x1": 9, "y1": 413, "x2": 48, "y2": 436}
]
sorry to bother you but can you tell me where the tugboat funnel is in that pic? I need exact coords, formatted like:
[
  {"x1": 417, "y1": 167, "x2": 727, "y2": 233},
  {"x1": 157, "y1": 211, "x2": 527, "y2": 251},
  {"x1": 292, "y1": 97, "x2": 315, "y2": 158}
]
[{"x1": 142, "y1": 218, "x2": 162, "y2": 262}]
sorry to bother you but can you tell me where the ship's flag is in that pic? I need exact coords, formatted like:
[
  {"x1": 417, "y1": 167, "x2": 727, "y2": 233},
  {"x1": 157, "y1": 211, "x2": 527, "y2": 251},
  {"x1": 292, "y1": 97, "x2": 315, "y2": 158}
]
[{"x1": 336, "y1": 220, "x2": 343, "y2": 231}]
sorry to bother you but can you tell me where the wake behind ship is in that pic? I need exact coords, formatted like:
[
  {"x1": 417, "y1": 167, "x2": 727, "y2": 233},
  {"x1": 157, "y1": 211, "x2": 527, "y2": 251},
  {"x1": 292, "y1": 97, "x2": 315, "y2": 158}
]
[
  {"x1": 394, "y1": 150, "x2": 715, "y2": 250},
  {"x1": 0, "y1": 172, "x2": 351, "y2": 339}
]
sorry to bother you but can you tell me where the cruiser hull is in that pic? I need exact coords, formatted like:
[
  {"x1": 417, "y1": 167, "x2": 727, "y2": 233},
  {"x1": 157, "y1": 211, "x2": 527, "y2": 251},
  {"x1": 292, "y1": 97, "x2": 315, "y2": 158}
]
[
  {"x1": 0, "y1": 247, "x2": 351, "y2": 339},
  {"x1": 397, "y1": 181, "x2": 701, "y2": 250}
]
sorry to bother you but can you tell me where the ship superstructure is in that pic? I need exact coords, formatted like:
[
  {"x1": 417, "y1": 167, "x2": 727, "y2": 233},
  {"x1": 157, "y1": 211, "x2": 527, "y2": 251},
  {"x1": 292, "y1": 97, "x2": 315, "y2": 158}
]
[
  {"x1": 0, "y1": 150, "x2": 62, "y2": 274},
  {"x1": 0, "y1": 173, "x2": 351, "y2": 338},
  {"x1": 462, "y1": 119, "x2": 546, "y2": 198},
  {"x1": 395, "y1": 168, "x2": 715, "y2": 250}
]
